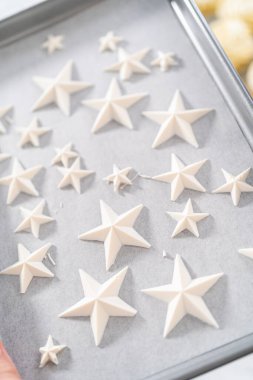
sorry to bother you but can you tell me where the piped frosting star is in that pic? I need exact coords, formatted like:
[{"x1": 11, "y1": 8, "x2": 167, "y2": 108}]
[
  {"x1": 0, "y1": 105, "x2": 13, "y2": 133},
  {"x1": 0, "y1": 159, "x2": 42, "y2": 204},
  {"x1": 99, "y1": 31, "x2": 123, "y2": 52},
  {"x1": 142, "y1": 255, "x2": 223, "y2": 337},
  {"x1": 16, "y1": 117, "x2": 50, "y2": 148},
  {"x1": 59, "y1": 266, "x2": 137, "y2": 346},
  {"x1": 79, "y1": 200, "x2": 151, "y2": 270},
  {"x1": 15, "y1": 199, "x2": 54, "y2": 238},
  {"x1": 57, "y1": 157, "x2": 94, "y2": 193},
  {"x1": 105, "y1": 48, "x2": 150, "y2": 80},
  {"x1": 42, "y1": 34, "x2": 64, "y2": 54},
  {"x1": 151, "y1": 51, "x2": 177, "y2": 72},
  {"x1": 39, "y1": 335, "x2": 66, "y2": 368},
  {"x1": 104, "y1": 164, "x2": 132, "y2": 192},
  {"x1": 0, "y1": 243, "x2": 54, "y2": 293},
  {"x1": 32, "y1": 60, "x2": 92, "y2": 116},
  {"x1": 142, "y1": 90, "x2": 212, "y2": 148},
  {"x1": 0, "y1": 151, "x2": 11, "y2": 163},
  {"x1": 212, "y1": 168, "x2": 253, "y2": 206},
  {"x1": 167, "y1": 198, "x2": 209, "y2": 238},
  {"x1": 239, "y1": 248, "x2": 253, "y2": 260},
  {"x1": 51, "y1": 142, "x2": 78, "y2": 167},
  {"x1": 82, "y1": 78, "x2": 147, "y2": 133},
  {"x1": 153, "y1": 153, "x2": 207, "y2": 201}
]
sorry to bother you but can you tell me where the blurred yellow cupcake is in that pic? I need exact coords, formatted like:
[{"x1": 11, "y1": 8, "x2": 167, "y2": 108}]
[
  {"x1": 217, "y1": 0, "x2": 253, "y2": 32},
  {"x1": 246, "y1": 61, "x2": 253, "y2": 95},
  {"x1": 195, "y1": 0, "x2": 219, "y2": 17}
]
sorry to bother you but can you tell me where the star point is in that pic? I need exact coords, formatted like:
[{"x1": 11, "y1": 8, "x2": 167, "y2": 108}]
[
  {"x1": 51, "y1": 142, "x2": 78, "y2": 167},
  {"x1": 16, "y1": 117, "x2": 50, "y2": 148},
  {"x1": 239, "y1": 248, "x2": 253, "y2": 260},
  {"x1": 99, "y1": 31, "x2": 123, "y2": 52},
  {"x1": 0, "y1": 105, "x2": 13, "y2": 133},
  {"x1": 39, "y1": 335, "x2": 66, "y2": 368},
  {"x1": 104, "y1": 164, "x2": 132, "y2": 192},
  {"x1": 151, "y1": 51, "x2": 177, "y2": 72},
  {"x1": 42, "y1": 34, "x2": 64, "y2": 54},
  {"x1": 0, "y1": 151, "x2": 11, "y2": 163}
]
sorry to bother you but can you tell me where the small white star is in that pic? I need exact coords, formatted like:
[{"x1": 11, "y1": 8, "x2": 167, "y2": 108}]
[
  {"x1": 0, "y1": 105, "x2": 13, "y2": 133},
  {"x1": 0, "y1": 243, "x2": 54, "y2": 293},
  {"x1": 105, "y1": 47, "x2": 150, "y2": 80},
  {"x1": 104, "y1": 164, "x2": 132, "y2": 192},
  {"x1": 57, "y1": 157, "x2": 94, "y2": 193},
  {"x1": 16, "y1": 117, "x2": 50, "y2": 148},
  {"x1": 239, "y1": 248, "x2": 253, "y2": 260},
  {"x1": 142, "y1": 255, "x2": 223, "y2": 337},
  {"x1": 32, "y1": 60, "x2": 92, "y2": 116},
  {"x1": 167, "y1": 198, "x2": 209, "y2": 238},
  {"x1": 143, "y1": 90, "x2": 212, "y2": 148},
  {"x1": 151, "y1": 51, "x2": 177, "y2": 72},
  {"x1": 153, "y1": 153, "x2": 207, "y2": 201},
  {"x1": 0, "y1": 152, "x2": 11, "y2": 163},
  {"x1": 51, "y1": 142, "x2": 78, "y2": 167},
  {"x1": 82, "y1": 78, "x2": 147, "y2": 133},
  {"x1": 99, "y1": 31, "x2": 123, "y2": 52},
  {"x1": 212, "y1": 168, "x2": 253, "y2": 206},
  {"x1": 42, "y1": 34, "x2": 64, "y2": 54},
  {"x1": 59, "y1": 266, "x2": 137, "y2": 346},
  {"x1": 15, "y1": 199, "x2": 54, "y2": 238},
  {"x1": 0, "y1": 159, "x2": 42, "y2": 205},
  {"x1": 79, "y1": 200, "x2": 151, "y2": 270},
  {"x1": 39, "y1": 335, "x2": 66, "y2": 368}
]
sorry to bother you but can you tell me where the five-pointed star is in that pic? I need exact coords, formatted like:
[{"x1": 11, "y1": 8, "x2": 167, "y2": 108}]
[
  {"x1": 42, "y1": 34, "x2": 64, "y2": 54},
  {"x1": 0, "y1": 158, "x2": 42, "y2": 205},
  {"x1": 0, "y1": 152, "x2": 10, "y2": 163},
  {"x1": 151, "y1": 51, "x2": 177, "y2": 72},
  {"x1": 15, "y1": 199, "x2": 54, "y2": 238},
  {"x1": 16, "y1": 117, "x2": 50, "y2": 148},
  {"x1": 212, "y1": 168, "x2": 253, "y2": 206},
  {"x1": 32, "y1": 60, "x2": 92, "y2": 116},
  {"x1": 104, "y1": 164, "x2": 132, "y2": 192},
  {"x1": 239, "y1": 248, "x2": 253, "y2": 260},
  {"x1": 0, "y1": 243, "x2": 54, "y2": 293},
  {"x1": 57, "y1": 157, "x2": 94, "y2": 193},
  {"x1": 142, "y1": 90, "x2": 212, "y2": 148},
  {"x1": 79, "y1": 200, "x2": 151, "y2": 270},
  {"x1": 0, "y1": 105, "x2": 13, "y2": 133},
  {"x1": 153, "y1": 153, "x2": 207, "y2": 201},
  {"x1": 99, "y1": 31, "x2": 123, "y2": 52},
  {"x1": 167, "y1": 198, "x2": 209, "y2": 238},
  {"x1": 105, "y1": 47, "x2": 151, "y2": 80},
  {"x1": 51, "y1": 142, "x2": 78, "y2": 167},
  {"x1": 39, "y1": 335, "x2": 66, "y2": 368},
  {"x1": 59, "y1": 266, "x2": 137, "y2": 346},
  {"x1": 82, "y1": 78, "x2": 147, "y2": 133},
  {"x1": 142, "y1": 255, "x2": 223, "y2": 337}
]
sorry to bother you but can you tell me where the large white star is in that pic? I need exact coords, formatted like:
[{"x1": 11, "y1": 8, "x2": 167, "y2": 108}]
[
  {"x1": 41, "y1": 34, "x2": 64, "y2": 55},
  {"x1": 16, "y1": 117, "x2": 50, "y2": 148},
  {"x1": 142, "y1": 90, "x2": 212, "y2": 148},
  {"x1": 99, "y1": 31, "x2": 123, "y2": 52},
  {"x1": 51, "y1": 142, "x2": 78, "y2": 167},
  {"x1": 0, "y1": 243, "x2": 54, "y2": 293},
  {"x1": 104, "y1": 164, "x2": 132, "y2": 192},
  {"x1": 105, "y1": 48, "x2": 150, "y2": 80},
  {"x1": 212, "y1": 168, "x2": 253, "y2": 206},
  {"x1": 167, "y1": 198, "x2": 209, "y2": 238},
  {"x1": 0, "y1": 159, "x2": 42, "y2": 205},
  {"x1": 142, "y1": 254, "x2": 223, "y2": 337},
  {"x1": 151, "y1": 51, "x2": 177, "y2": 72},
  {"x1": 153, "y1": 153, "x2": 207, "y2": 201},
  {"x1": 0, "y1": 105, "x2": 13, "y2": 133},
  {"x1": 32, "y1": 60, "x2": 92, "y2": 116},
  {"x1": 79, "y1": 200, "x2": 151, "y2": 270},
  {"x1": 59, "y1": 266, "x2": 137, "y2": 346},
  {"x1": 39, "y1": 335, "x2": 66, "y2": 368},
  {"x1": 15, "y1": 199, "x2": 54, "y2": 238},
  {"x1": 82, "y1": 78, "x2": 147, "y2": 133},
  {"x1": 239, "y1": 248, "x2": 253, "y2": 260}
]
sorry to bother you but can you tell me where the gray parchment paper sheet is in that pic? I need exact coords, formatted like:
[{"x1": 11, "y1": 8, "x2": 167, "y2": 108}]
[{"x1": 0, "y1": 1, "x2": 253, "y2": 379}]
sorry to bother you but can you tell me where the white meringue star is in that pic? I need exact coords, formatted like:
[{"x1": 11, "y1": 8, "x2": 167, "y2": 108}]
[
  {"x1": 59, "y1": 266, "x2": 137, "y2": 346},
  {"x1": 42, "y1": 34, "x2": 64, "y2": 54},
  {"x1": 104, "y1": 164, "x2": 132, "y2": 192},
  {"x1": 51, "y1": 142, "x2": 78, "y2": 167},
  {"x1": 57, "y1": 157, "x2": 94, "y2": 193},
  {"x1": 212, "y1": 168, "x2": 253, "y2": 206},
  {"x1": 0, "y1": 243, "x2": 54, "y2": 293},
  {"x1": 153, "y1": 153, "x2": 207, "y2": 201},
  {"x1": 167, "y1": 198, "x2": 209, "y2": 238},
  {"x1": 15, "y1": 199, "x2": 54, "y2": 238},
  {"x1": 239, "y1": 248, "x2": 253, "y2": 260},
  {"x1": 142, "y1": 254, "x2": 223, "y2": 337},
  {"x1": 32, "y1": 60, "x2": 92, "y2": 116},
  {"x1": 0, "y1": 105, "x2": 13, "y2": 133},
  {"x1": 82, "y1": 78, "x2": 147, "y2": 133},
  {"x1": 105, "y1": 47, "x2": 150, "y2": 80},
  {"x1": 16, "y1": 117, "x2": 50, "y2": 148},
  {"x1": 0, "y1": 152, "x2": 11, "y2": 163},
  {"x1": 99, "y1": 31, "x2": 123, "y2": 52},
  {"x1": 151, "y1": 51, "x2": 177, "y2": 72},
  {"x1": 79, "y1": 200, "x2": 151, "y2": 270},
  {"x1": 0, "y1": 159, "x2": 42, "y2": 205},
  {"x1": 142, "y1": 90, "x2": 212, "y2": 148},
  {"x1": 39, "y1": 335, "x2": 66, "y2": 368}
]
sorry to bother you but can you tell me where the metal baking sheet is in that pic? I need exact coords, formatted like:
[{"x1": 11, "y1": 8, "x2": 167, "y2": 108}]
[{"x1": 0, "y1": 1, "x2": 253, "y2": 379}]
